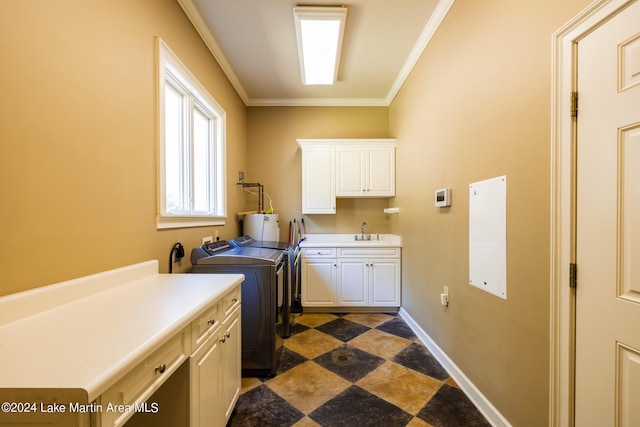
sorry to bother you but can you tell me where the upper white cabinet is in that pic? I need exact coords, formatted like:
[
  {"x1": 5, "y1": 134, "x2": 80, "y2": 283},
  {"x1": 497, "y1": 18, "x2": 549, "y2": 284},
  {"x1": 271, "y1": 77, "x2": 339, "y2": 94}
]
[
  {"x1": 336, "y1": 142, "x2": 395, "y2": 197},
  {"x1": 298, "y1": 139, "x2": 396, "y2": 214},
  {"x1": 299, "y1": 141, "x2": 336, "y2": 214}
]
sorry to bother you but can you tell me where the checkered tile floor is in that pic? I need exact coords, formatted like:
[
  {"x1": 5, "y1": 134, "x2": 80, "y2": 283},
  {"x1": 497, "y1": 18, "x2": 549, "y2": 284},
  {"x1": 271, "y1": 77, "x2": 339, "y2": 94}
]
[{"x1": 227, "y1": 313, "x2": 490, "y2": 427}]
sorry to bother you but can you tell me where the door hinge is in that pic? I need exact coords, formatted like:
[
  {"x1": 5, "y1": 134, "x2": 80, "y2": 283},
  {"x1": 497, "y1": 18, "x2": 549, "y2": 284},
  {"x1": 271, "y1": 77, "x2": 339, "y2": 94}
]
[
  {"x1": 570, "y1": 91, "x2": 578, "y2": 118},
  {"x1": 569, "y1": 263, "x2": 577, "y2": 288}
]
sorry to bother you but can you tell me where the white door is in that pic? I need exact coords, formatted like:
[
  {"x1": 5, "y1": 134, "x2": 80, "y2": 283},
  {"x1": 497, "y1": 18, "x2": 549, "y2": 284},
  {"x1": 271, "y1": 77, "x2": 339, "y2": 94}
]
[{"x1": 575, "y1": 1, "x2": 640, "y2": 425}]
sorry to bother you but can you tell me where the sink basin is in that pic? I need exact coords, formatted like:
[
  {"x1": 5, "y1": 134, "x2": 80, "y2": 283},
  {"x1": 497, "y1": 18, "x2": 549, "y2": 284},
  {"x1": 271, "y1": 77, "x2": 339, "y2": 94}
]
[{"x1": 299, "y1": 234, "x2": 402, "y2": 247}]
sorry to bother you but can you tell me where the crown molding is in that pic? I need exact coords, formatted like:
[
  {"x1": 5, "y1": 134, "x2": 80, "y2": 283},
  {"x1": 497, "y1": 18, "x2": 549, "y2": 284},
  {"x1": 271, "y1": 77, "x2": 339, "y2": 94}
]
[
  {"x1": 385, "y1": 0, "x2": 455, "y2": 105},
  {"x1": 176, "y1": 0, "x2": 250, "y2": 105},
  {"x1": 246, "y1": 97, "x2": 389, "y2": 107}
]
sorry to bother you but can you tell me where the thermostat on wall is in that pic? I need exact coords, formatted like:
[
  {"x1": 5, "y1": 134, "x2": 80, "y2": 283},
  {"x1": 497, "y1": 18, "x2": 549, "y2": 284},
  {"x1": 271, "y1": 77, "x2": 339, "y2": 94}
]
[{"x1": 435, "y1": 188, "x2": 451, "y2": 207}]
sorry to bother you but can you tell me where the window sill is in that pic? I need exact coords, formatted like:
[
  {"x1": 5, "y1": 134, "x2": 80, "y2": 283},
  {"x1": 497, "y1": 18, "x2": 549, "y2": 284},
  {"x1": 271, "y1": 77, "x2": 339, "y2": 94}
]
[{"x1": 156, "y1": 214, "x2": 226, "y2": 230}]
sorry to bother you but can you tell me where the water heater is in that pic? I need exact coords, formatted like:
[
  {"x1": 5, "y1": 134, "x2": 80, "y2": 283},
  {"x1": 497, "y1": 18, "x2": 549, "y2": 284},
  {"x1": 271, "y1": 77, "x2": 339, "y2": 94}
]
[{"x1": 243, "y1": 214, "x2": 280, "y2": 241}]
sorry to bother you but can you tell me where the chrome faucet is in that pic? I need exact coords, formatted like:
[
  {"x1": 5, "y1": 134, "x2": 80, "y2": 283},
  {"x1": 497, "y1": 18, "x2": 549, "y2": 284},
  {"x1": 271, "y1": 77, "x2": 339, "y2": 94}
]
[{"x1": 355, "y1": 222, "x2": 372, "y2": 241}]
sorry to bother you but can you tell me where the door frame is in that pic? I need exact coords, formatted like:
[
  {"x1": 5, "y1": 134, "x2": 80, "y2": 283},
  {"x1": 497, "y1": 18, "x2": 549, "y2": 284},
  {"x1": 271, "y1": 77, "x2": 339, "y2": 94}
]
[{"x1": 550, "y1": 0, "x2": 636, "y2": 425}]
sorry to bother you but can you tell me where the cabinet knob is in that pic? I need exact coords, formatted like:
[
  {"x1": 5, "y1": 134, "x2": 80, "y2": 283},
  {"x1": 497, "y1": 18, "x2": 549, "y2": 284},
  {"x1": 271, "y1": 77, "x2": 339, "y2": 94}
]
[
  {"x1": 207, "y1": 318, "x2": 216, "y2": 325},
  {"x1": 232, "y1": 297, "x2": 238, "y2": 303},
  {"x1": 155, "y1": 363, "x2": 167, "y2": 374}
]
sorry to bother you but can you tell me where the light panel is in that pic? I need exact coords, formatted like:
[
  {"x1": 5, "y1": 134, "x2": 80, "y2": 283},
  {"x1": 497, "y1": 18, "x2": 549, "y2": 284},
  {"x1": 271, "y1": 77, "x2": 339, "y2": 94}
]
[{"x1": 293, "y1": 6, "x2": 347, "y2": 85}]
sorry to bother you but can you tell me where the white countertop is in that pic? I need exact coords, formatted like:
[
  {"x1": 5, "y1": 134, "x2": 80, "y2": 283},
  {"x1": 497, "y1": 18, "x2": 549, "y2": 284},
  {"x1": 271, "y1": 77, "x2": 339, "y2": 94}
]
[
  {"x1": 299, "y1": 233, "x2": 402, "y2": 248},
  {"x1": 0, "y1": 260, "x2": 243, "y2": 402}
]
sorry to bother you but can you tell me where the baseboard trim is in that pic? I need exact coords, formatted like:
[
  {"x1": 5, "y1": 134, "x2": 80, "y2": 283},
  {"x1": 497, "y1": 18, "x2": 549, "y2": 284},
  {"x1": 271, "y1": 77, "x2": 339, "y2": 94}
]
[{"x1": 398, "y1": 308, "x2": 511, "y2": 427}]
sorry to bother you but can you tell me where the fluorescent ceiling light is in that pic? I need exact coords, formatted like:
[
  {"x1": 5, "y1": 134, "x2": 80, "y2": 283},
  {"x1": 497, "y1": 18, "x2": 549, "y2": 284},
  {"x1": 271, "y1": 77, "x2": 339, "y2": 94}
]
[{"x1": 293, "y1": 6, "x2": 347, "y2": 85}]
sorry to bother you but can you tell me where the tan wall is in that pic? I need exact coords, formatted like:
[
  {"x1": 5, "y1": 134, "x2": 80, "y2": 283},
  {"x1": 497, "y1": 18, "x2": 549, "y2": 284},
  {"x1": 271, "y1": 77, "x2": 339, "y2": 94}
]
[
  {"x1": 0, "y1": 0, "x2": 247, "y2": 296},
  {"x1": 388, "y1": 0, "x2": 590, "y2": 425},
  {"x1": 246, "y1": 106, "x2": 391, "y2": 239}
]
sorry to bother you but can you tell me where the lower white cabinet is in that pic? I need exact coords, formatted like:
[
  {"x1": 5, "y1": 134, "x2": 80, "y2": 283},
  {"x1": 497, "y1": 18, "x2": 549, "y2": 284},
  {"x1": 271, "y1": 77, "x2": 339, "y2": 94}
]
[
  {"x1": 301, "y1": 248, "x2": 338, "y2": 306},
  {"x1": 0, "y1": 260, "x2": 245, "y2": 427},
  {"x1": 220, "y1": 306, "x2": 241, "y2": 423},
  {"x1": 369, "y1": 258, "x2": 401, "y2": 306},
  {"x1": 190, "y1": 328, "x2": 222, "y2": 427},
  {"x1": 337, "y1": 259, "x2": 369, "y2": 305},
  {"x1": 338, "y1": 248, "x2": 401, "y2": 306},
  {"x1": 302, "y1": 247, "x2": 401, "y2": 308},
  {"x1": 190, "y1": 293, "x2": 241, "y2": 427}
]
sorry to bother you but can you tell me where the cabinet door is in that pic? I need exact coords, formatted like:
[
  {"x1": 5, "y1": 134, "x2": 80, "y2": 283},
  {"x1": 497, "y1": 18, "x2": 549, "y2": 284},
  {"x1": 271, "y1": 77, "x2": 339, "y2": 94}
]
[
  {"x1": 370, "y1": 259, "x2": 400, "y2": 306},
  {"x1": 338, "y1": 259, "x2": 368, "y2": 305},
  {"x1": 190, "y1": 330, "x2": 222, "y2": 427},
  {"x1": 221, "y1": 306, "x2": 241, "y2": 424},
  {"x1": 301, "y1": 258, "x2": 337, "y2": 306},
  {"x1": 336, "y1": 147, "x2": 365, "y2": 196},
  {"x1": 367, "y1": 147, "x2": 395, "y2": 196},
  {"x1": 301, "y1": 147, "x2": 335, "y2": 214}
]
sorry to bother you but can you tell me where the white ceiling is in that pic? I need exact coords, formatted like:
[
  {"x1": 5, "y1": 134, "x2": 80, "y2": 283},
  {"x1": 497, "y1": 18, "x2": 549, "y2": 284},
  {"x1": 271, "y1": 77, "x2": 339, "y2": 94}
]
[{"x1": 177, "y1": 0, "x2": 454, "y2": 106}]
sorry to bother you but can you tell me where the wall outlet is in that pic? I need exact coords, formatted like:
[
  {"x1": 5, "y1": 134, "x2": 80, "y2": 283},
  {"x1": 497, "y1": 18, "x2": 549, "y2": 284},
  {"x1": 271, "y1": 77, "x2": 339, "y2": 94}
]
[
  {"x1": 214, "y1": 230, "x2": 219, "y2": 241},
  {"x1": 202, "y1": 236, "x2": 213, "y2": 244}
]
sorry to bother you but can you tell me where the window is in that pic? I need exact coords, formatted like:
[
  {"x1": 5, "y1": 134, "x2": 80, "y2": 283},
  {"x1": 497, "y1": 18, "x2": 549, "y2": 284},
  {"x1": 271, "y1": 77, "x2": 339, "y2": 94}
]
[{"x1": 157, "y1": 38, "x2": 226, "y2": 229}]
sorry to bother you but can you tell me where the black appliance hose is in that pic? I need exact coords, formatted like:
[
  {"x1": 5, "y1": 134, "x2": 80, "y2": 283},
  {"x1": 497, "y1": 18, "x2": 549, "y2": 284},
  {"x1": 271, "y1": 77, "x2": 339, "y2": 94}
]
[{"x1": 169, "y1": 242, "x2": 184, "y2": 273}]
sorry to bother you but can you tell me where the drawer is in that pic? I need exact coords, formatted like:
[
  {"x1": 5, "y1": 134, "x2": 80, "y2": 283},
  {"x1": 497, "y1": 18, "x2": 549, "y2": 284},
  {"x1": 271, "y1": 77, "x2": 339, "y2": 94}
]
[
  {"x1": 302, "y1": 247, "x2": 337, "y2": 258},
  {"x1": 102, "y1": 332, "x2": 187, "y2": 426},
  {"x1": 191, "y1": 302, "x2": 221, "y2": 350},
  {"x1": 338, "y1": 248, "x2": 401, "y2": 258},
  {"x1": 222, "y1": 285, "x2": 241, "y2": 317}
]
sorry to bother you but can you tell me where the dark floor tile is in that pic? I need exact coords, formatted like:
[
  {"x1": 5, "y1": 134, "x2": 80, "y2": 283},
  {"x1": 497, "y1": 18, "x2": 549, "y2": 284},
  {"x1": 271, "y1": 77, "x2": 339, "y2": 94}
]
[
  {"x1": 416, "y1": 384, "x2": 491, "y2": 427},
  {"x1": 316, "y1": 317, "x2": 370, "y2": 341},
  {"x1": 288, "y1": 320, "x2": 310, "y2": 337},
  {"x1": 393, "y1": 342, "x2": 449, "y2": 380},
  {"x1": 276, "y1": 346, "x2": 308, "y2": 375},
  {"x1": 309, "y1": 385, "x2": 413, "y2": 427},
  {"x1": 376, "y1": 317, "x2": 417, "y2": 340},
  {"x1": 228, "y1": 384, "x2": 304, "y2": 427},
  {"x1": 314, "y1": 344, "x2": 385, "y2": 382}
]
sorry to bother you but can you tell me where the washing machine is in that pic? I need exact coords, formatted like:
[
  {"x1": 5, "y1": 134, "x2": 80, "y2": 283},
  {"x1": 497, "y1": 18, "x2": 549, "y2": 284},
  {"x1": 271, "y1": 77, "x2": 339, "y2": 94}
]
[{"x1": 191, "y1": 241, "x2": 288, "y2": 376}]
